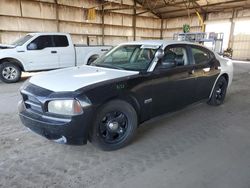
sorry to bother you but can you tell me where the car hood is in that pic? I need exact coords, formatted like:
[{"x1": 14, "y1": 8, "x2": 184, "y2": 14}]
[
  {"x1": 29, "y1": 65, "x2": 139, "y2": 92},
  {"x1": 0, "y1": 44, "x2": 15, "y2": 49}
]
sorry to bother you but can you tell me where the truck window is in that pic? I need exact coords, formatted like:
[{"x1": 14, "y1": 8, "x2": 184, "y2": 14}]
[
  {"x1": 53, "y1": 35, "x2": 69, "y2": 47},
  {"x1": 27, "y1": 35, "x2": 53, "y2": 50}
]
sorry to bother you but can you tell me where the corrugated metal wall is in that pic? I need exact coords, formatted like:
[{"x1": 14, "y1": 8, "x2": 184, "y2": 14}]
[
  {"x1": 233, "y1": 34, "x2": 250, "y2": 60},
  {"x1": 1, "y1": 0, "x2": 249, "y2": 60},
  {"x1": 162, "y1": 15, "x2": 202, "y2": 39},
  {"x1": 0, "y1": 0, "x2": 154, "y2": 45},
  {"x1": 0, "y1": 0, "x2": 202, "y2": 46}
]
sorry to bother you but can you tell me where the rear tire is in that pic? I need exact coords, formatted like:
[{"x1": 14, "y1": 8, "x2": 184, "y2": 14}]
[
  {"x1": 90, "y1": 100, "x2": 138, "y2": 151},
  {"x1": 208, "y1": 76, "x2": 228, "y2": 106},
  {"x1": 0, "y1": 62, "x2": 21, "y2": 83}
]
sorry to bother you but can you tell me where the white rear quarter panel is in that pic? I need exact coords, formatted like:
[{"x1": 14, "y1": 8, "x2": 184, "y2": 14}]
[{"x1": 75, "y1": 46, "x2": 111, "y2": 66}]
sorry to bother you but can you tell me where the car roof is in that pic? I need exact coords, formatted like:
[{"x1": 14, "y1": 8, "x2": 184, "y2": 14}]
[
  {"x1": 119, "y1": 40, "x2": 215, "y2": 53},
  {"x1": 120, "y1": 40, "x2": 195, "y2": 47}
]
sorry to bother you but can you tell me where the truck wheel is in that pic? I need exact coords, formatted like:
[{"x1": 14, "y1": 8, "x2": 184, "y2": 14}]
[
  {"x1": 208, "y1": 76, "x2": 228, "y2": 106},
  {"x1": 90, "y1": 100, "x2": 138, "y2": 151},
  {"x1": 0, "y1": 62, "x2": 21, "y2": 83}
]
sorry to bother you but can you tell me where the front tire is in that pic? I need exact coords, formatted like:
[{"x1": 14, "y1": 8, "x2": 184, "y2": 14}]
[
  {"x1": 90, "y1": 100, "x2": 138, "y2": 151},
  {"x1": 0, "y1": 62, "x2": 21, "y2": 83},
  {"x1": 208, "y1": 76, "x2": 228, "y2": 106}
]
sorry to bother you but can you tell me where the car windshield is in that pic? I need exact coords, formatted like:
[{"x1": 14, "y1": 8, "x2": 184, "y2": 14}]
[
  {"x1": 11, "y1": 35, "x2": 33, "y2": 46},
  {"x1": 92, "y1": 45, "x2": 158, "y2": 71}
]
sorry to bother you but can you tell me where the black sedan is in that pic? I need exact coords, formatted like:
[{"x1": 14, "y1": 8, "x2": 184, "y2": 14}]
[{"x1": 18, "y1": 40, "x2": 233, "y2": 150}]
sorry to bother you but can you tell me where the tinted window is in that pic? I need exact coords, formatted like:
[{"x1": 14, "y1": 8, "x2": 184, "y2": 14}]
[
  {"x1": 191, "y1": 47, "x2": 210, "y2": 64},
  {"x1": 28, "y1": 35, "x2": 53, "y2": 50},
  {"x1": 161, "y1": 46, "x2": 188, "y2": 67},
  {"x1": 54, "y1": 35, "x2": 69, "y2": 47}
]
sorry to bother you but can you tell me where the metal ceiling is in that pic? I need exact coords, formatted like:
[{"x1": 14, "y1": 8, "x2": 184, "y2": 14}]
[{"x1": 135, "y1": 0, "x2": 250, "y2": 18}]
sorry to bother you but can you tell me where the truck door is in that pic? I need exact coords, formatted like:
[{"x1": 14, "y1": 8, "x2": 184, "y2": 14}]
[
  {"x1": 52, "y1": 35, "x2": 75, "y2": 68},
  {"x1": 24, "y1": 35, "x2": 59, "y2": 71}
]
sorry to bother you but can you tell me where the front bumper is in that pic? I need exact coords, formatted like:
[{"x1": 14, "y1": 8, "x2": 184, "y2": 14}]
[{"x1": 18, "y1": 101, "x2": 93, "y2": 145}]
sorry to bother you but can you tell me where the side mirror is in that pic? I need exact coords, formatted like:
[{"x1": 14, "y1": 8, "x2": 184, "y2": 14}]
[
  {"x1": 27, "y1": 43, "x2": 37, "y2": 50},
  {"x1": 157, "y1": 60, "x2": 176, "y2": 69},
  {"x1": 155, "y1": 49, "x2": 164, "y2": 59}
]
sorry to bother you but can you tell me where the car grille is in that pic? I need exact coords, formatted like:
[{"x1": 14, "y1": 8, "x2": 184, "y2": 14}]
[{"x1": 22, "y1": 93, "x2": 43, "y2": 113}]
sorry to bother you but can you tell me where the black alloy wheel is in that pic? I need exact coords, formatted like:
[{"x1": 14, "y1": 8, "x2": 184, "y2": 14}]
[
  {"x1": 90, "y1": 100, "x2": 137, "y2": 151},
  {"x1": 208, "y1": 76, "x2": 228, "y2": 106},
  {"x1": 99, "y1": 111, "x2": 128, "y2": 144}
]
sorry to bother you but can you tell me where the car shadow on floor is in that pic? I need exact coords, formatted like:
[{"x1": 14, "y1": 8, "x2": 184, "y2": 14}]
[{"x1": 0, "y1": 72, "x2": 38, "y2": 85}]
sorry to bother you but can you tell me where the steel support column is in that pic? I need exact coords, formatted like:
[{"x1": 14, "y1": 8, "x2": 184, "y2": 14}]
[
  {"x1": 229, "y1": 9, "x2": 237, "y2": 49},
  {"x1": 55, "y1": 0, "x2": 59, "y2": 32},
  {"x1": 133, "y1": 0, "x2": 136, "y2": 41},
  {"x1": 102, "y1": 4, "x2": 105, "y2": 45},
  {"x1": 160, "y1": 19, "x2": 163, "y2": 39}
]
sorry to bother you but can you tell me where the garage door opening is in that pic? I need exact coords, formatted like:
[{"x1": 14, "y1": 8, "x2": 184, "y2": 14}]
[{"x1": 205, "y1": 21, "x2": 231, "y2": 51}]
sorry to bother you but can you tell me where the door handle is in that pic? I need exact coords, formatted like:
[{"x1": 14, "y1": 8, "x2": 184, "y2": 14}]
[
  {"x1": 188, "y1": 69, "x2": 195, "y2": 75},
  {"x1": 51, "y1": 50, "x2": 57, "y2": 54}
]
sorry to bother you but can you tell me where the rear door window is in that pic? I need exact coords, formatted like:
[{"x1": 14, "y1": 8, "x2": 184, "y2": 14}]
[
  {"x1": 191, "y1": 46, "x2": 211, "y2": 64},
  {"x1": 162, "y1": 46, "x2": 189, "y2": 67},
  {"x1": 53, "y1": 35, "x2": 69, "y2": 47}
]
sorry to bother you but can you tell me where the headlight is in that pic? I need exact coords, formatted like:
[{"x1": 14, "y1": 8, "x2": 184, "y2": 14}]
[{"x1": 48, "y1": 99, "x2": 84, "y2": 116}]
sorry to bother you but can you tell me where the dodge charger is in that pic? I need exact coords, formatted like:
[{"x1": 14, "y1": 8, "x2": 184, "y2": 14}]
[{"x1": 18, "y1": 40, "x2": 233, "y2": 150}]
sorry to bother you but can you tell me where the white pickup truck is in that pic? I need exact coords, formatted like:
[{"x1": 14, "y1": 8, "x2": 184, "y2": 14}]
[{"x1": 0, "y1": 33, "x2": 112, "y2": 83}]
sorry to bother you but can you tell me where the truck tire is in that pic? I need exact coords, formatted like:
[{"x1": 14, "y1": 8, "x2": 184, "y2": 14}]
[
  {"x1": 90, "y1": 100, "x2": 138, "y2": 151},
  {"x1": 0, "y1": 62, "x2": 21, "y2": 83}
]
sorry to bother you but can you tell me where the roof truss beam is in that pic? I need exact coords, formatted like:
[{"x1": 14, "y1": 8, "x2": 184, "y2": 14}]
[{"x1": 159, "y1": 0, "x2": 247, "y2": 17}]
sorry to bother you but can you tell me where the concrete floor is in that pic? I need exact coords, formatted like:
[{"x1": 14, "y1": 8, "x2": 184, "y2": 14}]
[{"x1": 0, "y1": 62, "x2": 250, "y2": 188}]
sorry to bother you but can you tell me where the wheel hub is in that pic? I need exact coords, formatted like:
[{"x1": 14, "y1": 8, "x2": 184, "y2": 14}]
[
  {"x1": 108, "y1": 121, "x2": 119, "y2": 131},
  {"x1": 99, "y1": 111, "x2": 128, "y2": 144},
  {"x1": 2, "y1": 67, "x2": 17, "y2": 80},
  {"x1": 216, "y1": 88, "x2": 222, "y2": 94}
]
